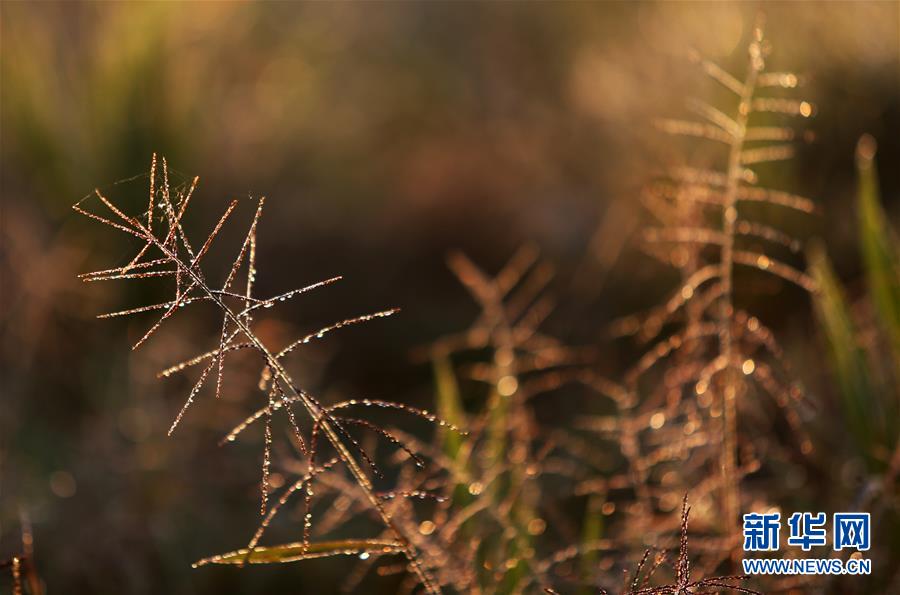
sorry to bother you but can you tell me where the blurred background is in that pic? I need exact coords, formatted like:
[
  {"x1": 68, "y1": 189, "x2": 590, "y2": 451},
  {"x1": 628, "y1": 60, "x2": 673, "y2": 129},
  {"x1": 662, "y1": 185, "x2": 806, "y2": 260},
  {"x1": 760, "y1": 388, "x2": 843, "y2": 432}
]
[{"x1": 1, "y1": 2, "x2": 898, "y2": 593}]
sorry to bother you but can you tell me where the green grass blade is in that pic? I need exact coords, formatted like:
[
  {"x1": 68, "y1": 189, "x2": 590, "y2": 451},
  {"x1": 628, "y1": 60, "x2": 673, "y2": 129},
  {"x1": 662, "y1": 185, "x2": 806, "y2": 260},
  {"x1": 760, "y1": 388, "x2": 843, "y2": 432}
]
[
  {"x1": 809, "y1": 243, "x2": 880, "y2": 455},
  {"x1": 578, "y1": 495, "x2": 604, "y2": 594},
  {"x1": 193, "y1": 539, "x2": 404, "y2": 567},
  {"x1": 857, "y1": 135, "x2": 900, "y2": 366},
  {"x1": 432, "y1": 355, "x2": 466, "y2": 459}
]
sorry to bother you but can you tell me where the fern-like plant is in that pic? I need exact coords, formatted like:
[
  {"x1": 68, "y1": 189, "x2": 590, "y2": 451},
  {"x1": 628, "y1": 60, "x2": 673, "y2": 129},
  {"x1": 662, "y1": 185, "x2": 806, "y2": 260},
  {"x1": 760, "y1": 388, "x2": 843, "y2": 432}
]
[
  {"x1": 623, "y1": 16, "x2": 818, "y2": 550},
  {"x1": 414, "y1": 247, "x2": 588, "y2": 593}
]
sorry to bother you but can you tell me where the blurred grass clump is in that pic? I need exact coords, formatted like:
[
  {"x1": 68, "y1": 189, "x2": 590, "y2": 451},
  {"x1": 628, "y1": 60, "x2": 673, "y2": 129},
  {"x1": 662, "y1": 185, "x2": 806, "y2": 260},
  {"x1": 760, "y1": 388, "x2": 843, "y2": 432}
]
[{"x1": 811, "y1": 134, "x2": 900, "y2": 485}]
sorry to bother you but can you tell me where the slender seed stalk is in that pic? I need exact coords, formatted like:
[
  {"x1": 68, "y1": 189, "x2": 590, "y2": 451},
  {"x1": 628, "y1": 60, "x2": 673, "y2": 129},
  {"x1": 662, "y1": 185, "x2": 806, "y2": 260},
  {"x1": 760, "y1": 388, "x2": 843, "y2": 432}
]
[{"x1": 719, "y1": 27, "x2": 763, "y2": 543}]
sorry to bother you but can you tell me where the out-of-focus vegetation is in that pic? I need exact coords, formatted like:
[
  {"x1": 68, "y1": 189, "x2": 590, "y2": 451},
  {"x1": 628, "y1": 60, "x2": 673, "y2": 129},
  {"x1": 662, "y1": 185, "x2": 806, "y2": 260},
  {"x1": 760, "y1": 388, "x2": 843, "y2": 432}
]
[
  {"x1": 809, "y1": 137, "x2": 900, "y2": 585},
  {"x1": 1, "y1": 2, "x2": 898, "y2": 594},
  {"x1": 811, "y1": 137, "x2": 900, "y2": 465}
]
